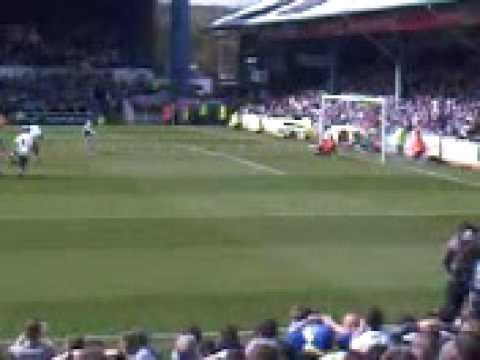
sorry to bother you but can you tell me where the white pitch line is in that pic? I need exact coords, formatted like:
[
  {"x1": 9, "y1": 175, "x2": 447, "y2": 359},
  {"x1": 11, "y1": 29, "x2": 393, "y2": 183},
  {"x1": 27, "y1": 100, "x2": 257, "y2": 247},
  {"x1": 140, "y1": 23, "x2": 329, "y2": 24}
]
[
  {"x1": 403, "y1": 165, "x2": 480, "y2": 188},
  {"x1": 268, "y1": 210, "x2": 480, "y2": 217},
  {"x1": 178, "y1": 144, "x2": 286, "y2": 176},
  {"x1": 339, "y1": 150, "x2": 480, "y2": 188}
]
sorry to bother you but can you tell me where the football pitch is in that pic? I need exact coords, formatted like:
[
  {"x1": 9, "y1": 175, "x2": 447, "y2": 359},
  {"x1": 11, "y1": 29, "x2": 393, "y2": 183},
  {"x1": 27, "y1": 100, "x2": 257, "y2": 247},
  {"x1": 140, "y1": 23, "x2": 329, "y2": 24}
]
[{"x1": 1, "y1": 125, "x2": 480, "y2": 336}]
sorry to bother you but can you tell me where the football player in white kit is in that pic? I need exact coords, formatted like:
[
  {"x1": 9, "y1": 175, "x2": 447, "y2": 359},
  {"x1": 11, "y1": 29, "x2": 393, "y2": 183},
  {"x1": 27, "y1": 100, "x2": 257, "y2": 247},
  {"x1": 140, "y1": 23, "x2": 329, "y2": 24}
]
[
  {"x1": 14, "y1": 126, "x2": 33, "y2": 176},
  {"x1": 29, "y1": 124, "x2": 43, "y2": 161},
  {"x1": 83, "y1": 119, "x2": 96, "y2": 156}
]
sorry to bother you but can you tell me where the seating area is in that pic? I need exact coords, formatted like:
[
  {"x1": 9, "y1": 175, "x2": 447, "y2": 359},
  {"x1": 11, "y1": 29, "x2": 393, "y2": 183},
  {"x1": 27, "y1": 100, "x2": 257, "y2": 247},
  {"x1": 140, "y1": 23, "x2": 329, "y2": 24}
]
[{"x1": 0, "y1": 70, "x2": 153, "y2": 124}]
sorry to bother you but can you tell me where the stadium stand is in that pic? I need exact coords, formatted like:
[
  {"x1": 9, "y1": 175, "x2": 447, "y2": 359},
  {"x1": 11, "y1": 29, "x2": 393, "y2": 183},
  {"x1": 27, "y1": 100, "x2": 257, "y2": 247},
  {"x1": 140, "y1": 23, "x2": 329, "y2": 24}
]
[
  {"x1": 0, "y1": 0, "x2": 157, "y2": 125},
  {"x1": 247, "y1": 91, "x2": 480, "y2": 138},
  {"x1": 212, "y1": 0, "x2": 480, "y2": 167}
]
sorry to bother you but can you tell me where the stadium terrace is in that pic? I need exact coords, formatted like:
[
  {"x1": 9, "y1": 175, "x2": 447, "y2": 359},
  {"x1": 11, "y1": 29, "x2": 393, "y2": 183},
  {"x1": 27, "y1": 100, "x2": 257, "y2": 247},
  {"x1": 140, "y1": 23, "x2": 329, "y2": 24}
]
[
  {"x1": 211, "y1": 0, "x2": 480, "y2": 99},
  {"x1": 0, "y1": 0, "x2": 159, "y2": 125}
]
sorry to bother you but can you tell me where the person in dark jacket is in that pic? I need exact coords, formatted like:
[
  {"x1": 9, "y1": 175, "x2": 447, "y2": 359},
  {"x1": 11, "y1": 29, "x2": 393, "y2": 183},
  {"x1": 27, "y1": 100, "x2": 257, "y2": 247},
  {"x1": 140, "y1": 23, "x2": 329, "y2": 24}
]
[{"x1": 440, "y1": 223, "x2": 480, "y2": 322}]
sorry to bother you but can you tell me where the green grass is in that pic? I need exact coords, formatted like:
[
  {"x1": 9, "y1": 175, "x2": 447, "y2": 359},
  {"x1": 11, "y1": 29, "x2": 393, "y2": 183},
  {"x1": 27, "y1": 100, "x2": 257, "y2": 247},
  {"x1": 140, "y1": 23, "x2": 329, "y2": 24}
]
[{"x1": 0, "y1": 125, "x2": 479, "y2": 336}]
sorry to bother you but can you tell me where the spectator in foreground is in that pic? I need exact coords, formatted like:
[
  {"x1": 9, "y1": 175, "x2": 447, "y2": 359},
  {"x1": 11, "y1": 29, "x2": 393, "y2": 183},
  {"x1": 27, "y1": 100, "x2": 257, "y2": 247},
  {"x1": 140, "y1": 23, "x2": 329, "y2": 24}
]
[
  {"x1": 216, "y1": 325, "x2": 243, "y2": 352},
  {"x1": 119, "y1": 331, "x2": 139, "y2": 359},
  {"x1": 72, "y1": 341, "x2": 107, "y2": 360},
  {"x1": 350, "y1": 308, "x2": 390, "y2": 354},
  {"x1": 172, "y1": 334, "x2": 200, "y2": 360},
  {"x1": 439, "y1": 320, "x2": 480, "y2": 360},
  {"x1": 245, "y1": 320, "x2": 279, "y2": 358},
  {"x1": 285, "y1": 306, "x2": 311, "y2": 353},
  {"x1": 440, "y1": 223, "x2": 480, "y2": 323},
  {"x1": 322, "y1": 313, "x2": 363, "y2": 351},
  {"x1": 410, "y1": 326, "x2": 441, "y2": 360},
  {"x1": 187, "y1": 326, "x2": 203, "y2": 345},
  {"x1": 200, "y1": 340, "x2": 216, "y2": 358},
  {"x1": 287, "y1": 305, "x2": 312, "y2": 333},
  {"x1": 53, "y1": 337, "x2": 85, "y2": 360},
  {"x1": 300, "y1": 313, "x2": 335, "y2": 356},
  {"x1": 134, "y1": 331, "x2": 158, "y2": 360},
  {"x1": 9, "y1": 319, "x2": 55, "y2": 360}
]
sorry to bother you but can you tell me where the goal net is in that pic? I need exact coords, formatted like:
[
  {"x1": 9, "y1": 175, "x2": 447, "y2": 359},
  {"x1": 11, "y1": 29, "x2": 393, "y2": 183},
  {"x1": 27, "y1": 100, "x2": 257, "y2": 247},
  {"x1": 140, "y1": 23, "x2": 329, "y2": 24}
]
[{"x1": 319, "y1": 94, "x2": 388, "y2": 163}]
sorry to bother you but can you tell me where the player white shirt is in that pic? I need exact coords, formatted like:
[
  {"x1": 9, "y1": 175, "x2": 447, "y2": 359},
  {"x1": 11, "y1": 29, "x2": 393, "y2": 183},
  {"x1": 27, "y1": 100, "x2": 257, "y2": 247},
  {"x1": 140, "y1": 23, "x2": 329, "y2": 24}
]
[
  {"x1": 15, "y1": 133, "x2": 33, "y2": 156},
  {"x1": 83, "y1": 121, "x2": 95, "y2": 137},
  {"x1": 29, "y1": 125, "x2": 42, "y2": 140}
]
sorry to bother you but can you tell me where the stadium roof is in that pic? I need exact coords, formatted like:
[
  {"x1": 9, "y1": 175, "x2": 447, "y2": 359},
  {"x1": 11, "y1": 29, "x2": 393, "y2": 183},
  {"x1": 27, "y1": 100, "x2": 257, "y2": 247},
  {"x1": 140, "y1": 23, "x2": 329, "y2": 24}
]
[{"x1": 211, "y1": 0, "x2": 456, "y2": 29}]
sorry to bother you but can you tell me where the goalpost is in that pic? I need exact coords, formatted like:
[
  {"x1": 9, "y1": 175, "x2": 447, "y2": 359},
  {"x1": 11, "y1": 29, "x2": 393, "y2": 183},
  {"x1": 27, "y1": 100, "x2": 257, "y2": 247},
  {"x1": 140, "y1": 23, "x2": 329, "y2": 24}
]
[{"x1": 320, "y1": 94, "x2": 388, "y2": 164}]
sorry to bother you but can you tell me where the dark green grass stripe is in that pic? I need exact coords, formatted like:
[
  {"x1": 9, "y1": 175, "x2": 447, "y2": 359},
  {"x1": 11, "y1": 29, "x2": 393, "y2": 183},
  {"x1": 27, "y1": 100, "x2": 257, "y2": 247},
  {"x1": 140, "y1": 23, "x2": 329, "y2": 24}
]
[
  {"x1": 0, "y1": 175, "x2": 476, "y2": 195},
  {"x1": 0, "y1": 287, "x2": 443, "y2": 336},
  {"x1": 0, "y1": 215, "x2": 473, "y2": 250}
]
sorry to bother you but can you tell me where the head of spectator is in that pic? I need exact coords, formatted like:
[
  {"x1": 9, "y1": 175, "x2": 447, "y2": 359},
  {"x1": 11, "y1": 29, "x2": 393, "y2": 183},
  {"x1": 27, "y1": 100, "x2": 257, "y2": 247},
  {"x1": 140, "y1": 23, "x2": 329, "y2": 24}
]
[
  {"x1": 366, "y1": 308, "x2": 384, "y2": 332},
  {"x1": 458, "y1": 222, "x2": 478, "y2": 234},
  {"x1": 200, "y1": 340, "x2": 216, "y2": 357},
  {"x1": 175, "y1": 334, "x2": 200, "y2": 360},
  {"x1": 67, "y1": 337, "x2": 85, "y2": 351},
  {"x1": 135, "y1": 330, "x2": 157, "y2": 360},
  {"x1": 289, "y1": 305, "x2": 311, "y2": 323},
  {"x1": 334, "y1": 313, "x2": 362, "y2": 350},
  {"x1": 343, "y1": 313, "x2": 362, "y2": 333},
  {"x1": 121, "y1": 331, "x2": 139, "y2": 357},
  {"x1": 457, "y1": 223, "x2": 478, "y2": 245},
  {"x1": 350, "y1": 309, "x2": 389, "y2": 354},
  {"x1": 72, "y1": 346, "x2": 106, "y2": 360},
  {"x1": 256, "y1": 319, "x2": 278, "y2": 339},
  {"x1": 187, "y1": 326, "x2": 203, "y2": 344},
  {"x1": 54, "y1": 337, "x2": 85, "y2": 360},
  {"x1": 245, "y1": 320, "x2": 279, "y2": 358},
  {"x1": 217, "y1": 325, "x2": 242, "y2": 351},
  {"x1": 287, "y1": 305, "x2": 311, "y2": 333},
  {"x1": 24, "y1": 319, "x2": 43, "y2": 344}
]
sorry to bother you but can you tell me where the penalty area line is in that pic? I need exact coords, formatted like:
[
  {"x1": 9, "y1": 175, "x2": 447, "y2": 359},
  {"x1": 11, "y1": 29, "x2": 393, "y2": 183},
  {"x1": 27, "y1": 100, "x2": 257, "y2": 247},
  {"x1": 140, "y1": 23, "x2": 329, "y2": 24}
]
[
  {"x1": 402, "y1": 165, "x2": 480, "y2": 189},
  {"x1": 177, "y1": 144, "x2": 286, "y2": 176},
  {"x1": 338, "y1": 150, "x2": 480, "y2": 188}
]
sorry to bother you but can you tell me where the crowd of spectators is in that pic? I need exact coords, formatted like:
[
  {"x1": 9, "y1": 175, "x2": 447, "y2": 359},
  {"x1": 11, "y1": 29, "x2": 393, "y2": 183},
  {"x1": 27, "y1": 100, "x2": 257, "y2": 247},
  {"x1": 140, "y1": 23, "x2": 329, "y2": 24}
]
[
  {"x1": 253, "y1": 90, "x2": 480, "y2": 139},
  {"x1": 335, "y1": 38, "x2": 480, "y2": 100},
  {"x1": 0, "y1": 24, "x2": 134, "y2": 68},
  {"x1": 0, "y1": 71, "x2": 153, "y2": 117},
  {"x1": 7, "y1": 305, "x2": 480, "y2": 360},
  {"x1": 0, "y1": 23, "x2": 155, "y2": 118},
  {"x1": 253, "y1": 41, "x2": 480, "y2": 139}
]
